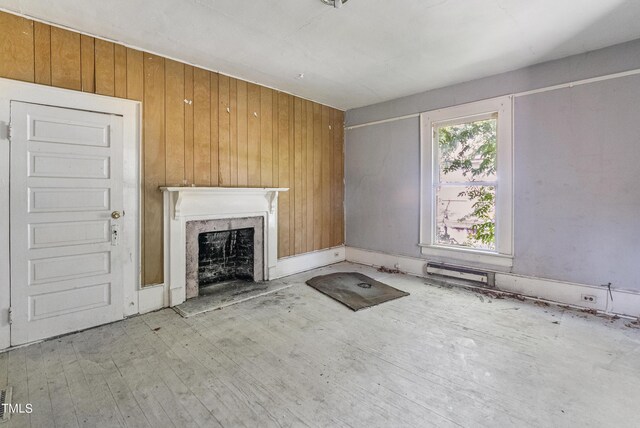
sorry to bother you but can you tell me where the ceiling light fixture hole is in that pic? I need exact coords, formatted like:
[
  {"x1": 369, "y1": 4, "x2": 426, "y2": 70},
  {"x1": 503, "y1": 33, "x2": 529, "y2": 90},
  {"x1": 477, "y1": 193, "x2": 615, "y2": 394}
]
[{"x1": 321, "y1": 0, "x2": 349, "y2": 8}]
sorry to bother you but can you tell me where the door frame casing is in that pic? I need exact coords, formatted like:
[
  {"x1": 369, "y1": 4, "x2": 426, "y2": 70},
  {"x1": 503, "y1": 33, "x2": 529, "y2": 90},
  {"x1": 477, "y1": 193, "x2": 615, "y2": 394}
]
[{"x1": 0, "y1": 78, "x2": 141, "y2": 350}]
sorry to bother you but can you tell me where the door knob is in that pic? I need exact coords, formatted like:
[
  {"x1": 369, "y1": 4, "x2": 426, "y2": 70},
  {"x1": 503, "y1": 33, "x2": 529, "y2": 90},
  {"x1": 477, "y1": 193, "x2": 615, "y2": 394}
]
[{"x1": 111, "y1": 211, "x2": 121, "y2": 220}]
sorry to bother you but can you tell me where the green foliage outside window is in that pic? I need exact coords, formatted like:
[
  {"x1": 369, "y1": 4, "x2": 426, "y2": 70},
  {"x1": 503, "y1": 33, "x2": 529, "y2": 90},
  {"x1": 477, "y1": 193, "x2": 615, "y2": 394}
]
[{"x1": 438, "y1": 118, "x2": 497, "y2": 247}]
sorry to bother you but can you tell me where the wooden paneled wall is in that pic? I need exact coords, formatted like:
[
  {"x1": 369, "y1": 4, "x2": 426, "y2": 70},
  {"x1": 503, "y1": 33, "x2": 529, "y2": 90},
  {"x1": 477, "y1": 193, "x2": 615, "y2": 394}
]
[{"x1": 0, "y1": 11, "x2": 345, "y2": 286}]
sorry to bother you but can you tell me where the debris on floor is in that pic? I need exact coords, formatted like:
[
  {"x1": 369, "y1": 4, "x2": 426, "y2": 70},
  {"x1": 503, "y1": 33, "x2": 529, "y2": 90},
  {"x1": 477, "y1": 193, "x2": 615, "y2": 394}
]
[
  {"x1": 472, "y1": 288, "x2": 504, "y2": 300},
  {"x1": 426, "y1": 278, "x2": 636, "y2": 330},
  {"x1": 625, "y1": 319, "x2": 640, "y2": 329},
  {"x1": 377, "y1": 265, "x2": 403, "y2": 274}
]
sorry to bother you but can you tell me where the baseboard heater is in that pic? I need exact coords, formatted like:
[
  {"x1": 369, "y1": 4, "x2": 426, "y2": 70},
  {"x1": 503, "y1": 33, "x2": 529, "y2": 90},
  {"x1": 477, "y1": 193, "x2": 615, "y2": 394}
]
[
  {"x1": 0, "y1": 387, "x2": 12, "y2": 422},
  {"x1": 425, "y1": 262, "x2": 495, "y2": 287}
]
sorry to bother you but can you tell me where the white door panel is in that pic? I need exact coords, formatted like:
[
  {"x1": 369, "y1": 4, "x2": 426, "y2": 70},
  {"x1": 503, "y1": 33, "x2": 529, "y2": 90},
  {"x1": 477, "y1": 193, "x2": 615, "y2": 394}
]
[
  {"x1": 10, "y1": 101, "x2": 124, "y2": 345},
  {"x1": 29, "y1": 152, "x2": 111, "y2": 179},
  {"x1": 29, "y1": 283, "x2": 111, "y2": 321},
  {"x1": 29, "y1": 187, "x2": 111, "y2": 212},
  {"x1": 29, "y1": 251, "x2": 111, "y2": 285},
  {"x1": 29, "y1": 220, "x2": 111, "y2": 249},
  {"x1": 28, "y1": 114, "x2": 111, "y2": 146}
]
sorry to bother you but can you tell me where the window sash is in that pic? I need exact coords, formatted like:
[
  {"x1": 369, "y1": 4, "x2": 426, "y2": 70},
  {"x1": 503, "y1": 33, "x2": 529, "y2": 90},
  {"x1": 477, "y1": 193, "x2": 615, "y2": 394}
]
[
  {"x1": 435, "y1": 181, "x2": 497, "y2": 187},
  {"x1": 419, "y1": 95, "x2": 513, "y2": 265},
  {"x1": 433, "y1": 118, "x2": 498, "y2": 185},
  {"x1": 432, "y1": 111, "x2": 498, "y2": 129}
]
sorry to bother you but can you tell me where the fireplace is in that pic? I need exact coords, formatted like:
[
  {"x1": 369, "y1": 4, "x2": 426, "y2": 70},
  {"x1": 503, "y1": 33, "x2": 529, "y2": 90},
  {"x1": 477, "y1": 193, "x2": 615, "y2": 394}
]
[
  {"x1": 161, "y1": 187, "x2": 287, "y2": 306},
  {"x1": 185, "y1": 216, "x2": 264, "y2": 298},
  {"x1": 198, "y1": 228, "x2": 254, "y2": 285}
]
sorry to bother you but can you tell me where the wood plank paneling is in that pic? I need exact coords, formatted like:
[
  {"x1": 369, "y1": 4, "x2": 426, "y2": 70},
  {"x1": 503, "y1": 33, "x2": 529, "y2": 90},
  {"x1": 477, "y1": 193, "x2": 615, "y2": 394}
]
[
  {"x1": 0, "y1": 11, "x2": 345, "y2": 286},
  {"x1": 125, "y1": 48, "x2": 143, "y2": 101},
  {"x1": 142, "y1": 53, "x2": 165, "y2": 285},
  {"x1": 260, "y1": 88, "x2": 273, "y2": 187},
  {"x1": 34, "y1": 23, "x2": 51, "y2": 85},
  {"x1": 193, "y1": 68, "x2": 211, "y2": 186},
  {"x1": 294, "y1": 98, "x2": 303, "y2": 254},
  {"x1": 289, "y1": 95, "x2": 295, "y2": 256},
  {"x1": 0, "y1": 13, "x2": 34, "y2": 82},
  {"x1": 236, "y1": 80, "x2": 248, "y2": 186},
  {"x1": 305, "y1": 100, "x2": 315, "y2": 253},
  {"x1": 331, "y1": 111, "x2": 337, "y2": 247},
  {"x1": 313, "y1": 103, "x2": 323, "y2": 251},
  {"x1": 335, "y1": 110, "x2": 345, "y2": 246},
  {"x1": 229, "y1": 78, "x2": 238, "y2": 186},
  {"x1": 278, "y1": 93, "x2": 291, "y2": 257},
  {"x1": 248, "y1": 83, "x2": 261, "y2": 186},
  {"x1": 165, "y1": 59, "x2": 185, "y2": 186},
  {"x1": 331, "y1": 109, "x2": 341, "y2": 246},
  {"x1": 218, "y1": 74, "x2": 231, "y2": 186},
  {"x1": 80, "y1": 35, "x2": 95, "y2": 92},
  {"x1": 272, "y1": 91, "x2": 279, "y2": 188},
  {"x1": 210, "y1": 72, "x2": 220, "y2": 186},
  {"x1": 184, "y1": 65, "x2": 195, "y2": 186},
  {"x1": 301, "y1": 100, "x2": 308, "y2": 251},
  {"x1": 321, "y1": 106, "x2": 332, "y2": 249},
  {"x1": 50, "y1": 27, "x2": 81, "y2": 90},
  {"x1": 95, "y1": 39, "x2": 115, "y2": 96},
  {"x1": 114, "y1": 45, "x2": 127, "y2": 98}
]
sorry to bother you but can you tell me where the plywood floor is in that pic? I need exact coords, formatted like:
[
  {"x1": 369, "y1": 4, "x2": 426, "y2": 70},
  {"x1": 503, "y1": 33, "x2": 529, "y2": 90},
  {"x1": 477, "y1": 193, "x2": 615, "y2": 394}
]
[{"x1": 1, "y1": 262, "x2": 639, "y2": 427}]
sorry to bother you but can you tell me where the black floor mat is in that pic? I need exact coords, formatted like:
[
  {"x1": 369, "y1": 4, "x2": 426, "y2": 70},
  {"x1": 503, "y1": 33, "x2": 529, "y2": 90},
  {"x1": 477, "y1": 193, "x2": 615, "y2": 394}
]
[{"x1": 306, "y1": 272, "x2": 409, "y2": 311}]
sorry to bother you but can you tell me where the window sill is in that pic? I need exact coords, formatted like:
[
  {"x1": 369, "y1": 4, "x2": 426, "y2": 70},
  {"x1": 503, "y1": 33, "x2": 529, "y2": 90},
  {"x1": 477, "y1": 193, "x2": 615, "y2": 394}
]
[{"x1": 419, "y1": 244, "x2": 513, "y2": 268}]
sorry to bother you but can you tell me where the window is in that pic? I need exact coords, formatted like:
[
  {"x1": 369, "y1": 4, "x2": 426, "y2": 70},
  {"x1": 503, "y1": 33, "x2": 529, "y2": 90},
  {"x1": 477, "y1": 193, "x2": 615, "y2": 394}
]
[{"x1": 420, "y1": 96, "x2": 513, "y2": 267}]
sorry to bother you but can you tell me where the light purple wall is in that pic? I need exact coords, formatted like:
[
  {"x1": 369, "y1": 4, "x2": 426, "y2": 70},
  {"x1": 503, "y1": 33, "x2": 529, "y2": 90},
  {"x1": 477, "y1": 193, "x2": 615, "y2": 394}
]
[
  {"x1": 345, "y1": 39, "x2": 640, "y2": 291},
  {"x1": 512, "y1": 76, "x2": 640, "y2": 288}
]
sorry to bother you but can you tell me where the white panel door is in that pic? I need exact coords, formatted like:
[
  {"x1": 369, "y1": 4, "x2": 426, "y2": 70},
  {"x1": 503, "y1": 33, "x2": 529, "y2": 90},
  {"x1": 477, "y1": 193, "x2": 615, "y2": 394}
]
[{"x1": 10, "y1": 101, "x2": 124, "y2": 345}]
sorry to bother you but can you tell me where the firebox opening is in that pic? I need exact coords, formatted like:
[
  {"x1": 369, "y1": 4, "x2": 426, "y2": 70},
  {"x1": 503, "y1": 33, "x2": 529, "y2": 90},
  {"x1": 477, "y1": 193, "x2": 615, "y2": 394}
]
[{"x1": 198, "y1": 227, "x2": 255, "y2": 287}]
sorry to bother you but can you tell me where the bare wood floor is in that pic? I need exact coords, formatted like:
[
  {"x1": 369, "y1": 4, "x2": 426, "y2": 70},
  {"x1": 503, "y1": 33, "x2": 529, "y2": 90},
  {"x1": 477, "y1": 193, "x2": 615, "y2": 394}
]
[{"x1": 1, "y1": 262, "x2": 639, "y2": 427}]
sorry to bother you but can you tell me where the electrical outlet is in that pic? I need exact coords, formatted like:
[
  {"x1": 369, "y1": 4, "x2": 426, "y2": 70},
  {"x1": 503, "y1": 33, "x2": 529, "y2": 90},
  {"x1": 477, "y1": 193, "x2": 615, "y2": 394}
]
[{"x1": 581, "y1": 294, "x2": 597, "y2": 304}]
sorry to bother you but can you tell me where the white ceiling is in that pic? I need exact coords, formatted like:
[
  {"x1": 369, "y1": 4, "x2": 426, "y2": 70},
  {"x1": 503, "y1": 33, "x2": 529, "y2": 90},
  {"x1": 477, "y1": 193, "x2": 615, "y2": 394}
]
[{"x1": 2, "y1": 0, "x2": 640, "y2": 110}]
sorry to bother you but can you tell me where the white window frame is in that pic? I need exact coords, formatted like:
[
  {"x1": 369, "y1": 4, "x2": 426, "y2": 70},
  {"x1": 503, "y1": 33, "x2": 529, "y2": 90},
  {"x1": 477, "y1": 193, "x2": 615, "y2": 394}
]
[{"x1": 419, "y1": 95, "x2": 513, "y2": 267}]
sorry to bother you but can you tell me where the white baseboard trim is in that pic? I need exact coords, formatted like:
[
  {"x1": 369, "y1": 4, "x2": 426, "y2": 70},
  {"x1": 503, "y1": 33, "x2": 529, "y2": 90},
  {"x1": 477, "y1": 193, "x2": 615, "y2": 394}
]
[
  {"x1": 346, "y1": 247, "x2": 640, "y2": 319},
  {"x1": 273, "y1": 246, "x2": 346, "y2": 279},
  {"x1": 607, "y1": 288, "x2": 640, "y2": 319},
  {"x1": 138, "y1": 283, "x2": 166, "y2": 314}
]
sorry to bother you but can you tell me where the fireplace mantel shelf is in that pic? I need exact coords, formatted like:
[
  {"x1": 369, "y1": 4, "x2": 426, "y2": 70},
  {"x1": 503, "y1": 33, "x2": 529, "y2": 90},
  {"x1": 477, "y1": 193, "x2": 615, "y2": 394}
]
[
  {"x1": 160, "y1": 187, "x2": 289, "y2": 219},
  {"x1": 160, "y1": 186, "x2": 289, "y2": 193}
]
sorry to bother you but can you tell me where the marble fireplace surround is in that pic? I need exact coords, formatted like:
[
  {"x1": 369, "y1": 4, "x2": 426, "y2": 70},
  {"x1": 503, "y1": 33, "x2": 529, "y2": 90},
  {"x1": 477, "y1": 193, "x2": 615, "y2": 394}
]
[
  {"x1": 185, "y1": 216, "x2": 264, "y2": 299},
  {"x1": 161, "y1": 187, "x2": 288, "y2": 306}
]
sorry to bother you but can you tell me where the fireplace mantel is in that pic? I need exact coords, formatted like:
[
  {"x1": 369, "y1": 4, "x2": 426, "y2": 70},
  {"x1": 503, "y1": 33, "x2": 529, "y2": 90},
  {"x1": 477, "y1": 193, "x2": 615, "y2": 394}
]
[
  {"x1": 161, "y1": 187, "x2": 289, "y2": 220},
  {"x1": 160, "y1": 187, "x2": 288, "y2": 306}
]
